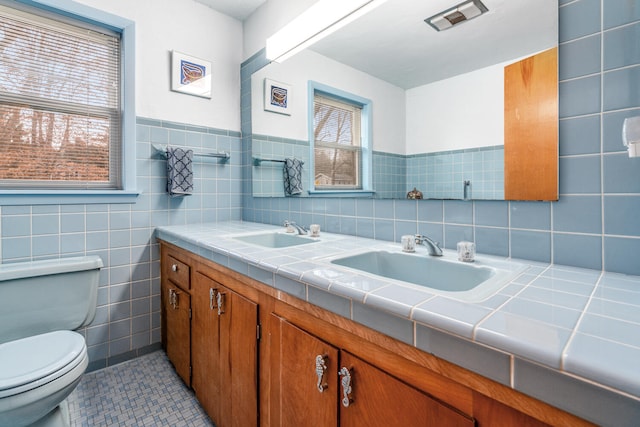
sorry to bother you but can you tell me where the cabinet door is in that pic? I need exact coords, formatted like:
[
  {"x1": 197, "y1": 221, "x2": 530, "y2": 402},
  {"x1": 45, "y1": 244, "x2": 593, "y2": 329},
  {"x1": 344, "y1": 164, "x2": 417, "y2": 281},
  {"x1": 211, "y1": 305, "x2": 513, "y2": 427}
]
[
  {"x1": 218, "y1": 285, "x2": 259, "y2": 427},
  {"x1": 191, "y1": 272, "x2": 222, "y2": 421},
  {"x1": 504, "y1": 47, "x2": 558, "y2": 201},
  {"x1": 192, "y1": 271, "x2": 259, "y2": 427},
  {"x1": 162, "y1": 279, "x2": 191, "y2": 386},
  {"x1": 271, "y1": 315, "x2": 339, "y2": 427},
  {"x1": 339, "y1": 351, "x2": 475, "y2": 427}
]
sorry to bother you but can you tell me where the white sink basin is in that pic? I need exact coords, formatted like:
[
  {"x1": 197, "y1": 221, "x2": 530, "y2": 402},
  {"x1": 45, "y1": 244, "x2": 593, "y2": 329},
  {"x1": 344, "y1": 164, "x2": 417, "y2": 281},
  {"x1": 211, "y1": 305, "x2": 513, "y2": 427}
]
[
  {"x1": 233, "y1": 232, "x2": 319, "y2": 248},
  {"x1": 329, "y1": 250, "x2": 526, "y2": 301}
]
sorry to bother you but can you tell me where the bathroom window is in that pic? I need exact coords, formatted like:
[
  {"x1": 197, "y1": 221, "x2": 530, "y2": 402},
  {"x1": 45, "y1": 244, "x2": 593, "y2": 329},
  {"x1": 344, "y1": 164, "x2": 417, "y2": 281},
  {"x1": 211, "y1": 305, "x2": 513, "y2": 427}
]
[
  {"x1": 0, "y1": 1, "x2": 136, "y2": 204},
  {"x1": 310, "y1": 82, "x2": 372, "y2": 195}
]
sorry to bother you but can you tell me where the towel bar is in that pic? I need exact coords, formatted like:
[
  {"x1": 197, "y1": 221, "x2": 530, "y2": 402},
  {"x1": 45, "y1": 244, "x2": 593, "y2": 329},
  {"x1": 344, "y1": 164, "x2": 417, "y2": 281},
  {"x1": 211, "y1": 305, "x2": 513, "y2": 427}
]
[
  {"x1": 253, "y1": 157, "x2": 304, "y2": 166},
  {"x1": 153, "y1": 144, "x2": 230, "y2": 161}
]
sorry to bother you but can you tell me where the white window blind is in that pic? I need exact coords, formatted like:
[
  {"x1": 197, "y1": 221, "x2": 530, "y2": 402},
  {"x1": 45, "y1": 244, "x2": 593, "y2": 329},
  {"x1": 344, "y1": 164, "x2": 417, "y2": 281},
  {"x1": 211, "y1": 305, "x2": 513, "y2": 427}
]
[
  {"x1": 313, "y1": 95, "x2": 362, "y2": 189},
  {"x1": 0, "y1": 4, "x2": 121, "y2": 189}
]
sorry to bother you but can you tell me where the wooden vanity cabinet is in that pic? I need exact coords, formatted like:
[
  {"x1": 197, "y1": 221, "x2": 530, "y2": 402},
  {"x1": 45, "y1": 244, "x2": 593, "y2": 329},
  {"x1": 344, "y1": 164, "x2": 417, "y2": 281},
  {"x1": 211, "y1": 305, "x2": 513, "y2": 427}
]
[
  {"x1": 161, "y1": 244, "x2": 259, "y2": 427},
  {"x1": 271, "y1": 315, "x2": 475, "y2": 427},
  {"x1": 159, "y1": 241, "x2": 593, "y2": 427},
  {"x1": 192, "y1": 270, "x2": 259, "y2": 427},
  {"x1": 161, "y1": 250, "x2": 191, "y2": 386}
]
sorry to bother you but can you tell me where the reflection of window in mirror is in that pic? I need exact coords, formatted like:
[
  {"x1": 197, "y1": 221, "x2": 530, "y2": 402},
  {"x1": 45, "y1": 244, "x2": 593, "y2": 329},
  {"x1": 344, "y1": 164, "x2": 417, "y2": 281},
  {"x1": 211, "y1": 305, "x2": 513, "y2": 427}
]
[
  {"x1": 309, "y1": 82, "x2": 373, "y2": 195},
  {"x1": 314, "y1": 95, "x2": 362, "y2": 189}
]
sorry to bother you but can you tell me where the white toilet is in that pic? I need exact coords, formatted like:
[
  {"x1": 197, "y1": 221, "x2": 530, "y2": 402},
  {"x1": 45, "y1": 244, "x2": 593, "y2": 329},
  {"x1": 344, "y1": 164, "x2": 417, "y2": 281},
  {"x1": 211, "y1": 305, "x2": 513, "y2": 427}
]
[{"x1": 0, "y1": 256, "x2": 103, "y2": 427}]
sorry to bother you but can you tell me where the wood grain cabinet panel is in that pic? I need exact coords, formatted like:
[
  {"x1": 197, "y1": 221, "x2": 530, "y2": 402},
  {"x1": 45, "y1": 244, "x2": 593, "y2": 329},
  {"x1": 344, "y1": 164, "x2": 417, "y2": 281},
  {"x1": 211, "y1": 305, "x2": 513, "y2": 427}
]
[
  {"x1": 161, "y1": 278, "x2": 191, "y2": 386},
  {"x1": 192, "y1": 270, "x2": 259, "y2": 427},
  {"x1": 191, "y1": 271, "x2": 222, "y2": 421},
  {"x1": 271, "y1": 314, "x2": 339, "y2": 427},
  {"x1": 340, "y1": 351, "x2": 475, "y2": 427},
  {"x1": 161, "y1": 245, "x2": 192, "y2": 387},
  {"x1": 271, "y1": 315, "x2": 475, "y2": 427},
  {"x1": 165, "y1": 255, "x2": 190, "y2": 290},
  {"x1": 504, "y1": 47, "x2": 558, "y2": 201},
  {"x1": 219, "y1": 281, "x2": 259, "y2": 427}
]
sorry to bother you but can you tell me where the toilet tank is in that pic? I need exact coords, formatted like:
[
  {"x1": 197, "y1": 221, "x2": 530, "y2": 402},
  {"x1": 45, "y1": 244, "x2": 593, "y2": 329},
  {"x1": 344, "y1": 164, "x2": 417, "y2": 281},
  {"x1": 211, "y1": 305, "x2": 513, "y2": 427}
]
[{"x1": 0, "y1": 256, "x2": 103, "y2": 345}]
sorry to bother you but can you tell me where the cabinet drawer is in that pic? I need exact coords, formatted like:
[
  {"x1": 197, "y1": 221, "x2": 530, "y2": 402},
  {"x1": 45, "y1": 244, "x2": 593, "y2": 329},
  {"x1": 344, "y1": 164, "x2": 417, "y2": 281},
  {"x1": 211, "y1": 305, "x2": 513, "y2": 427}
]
[{"x1": 167, "y1": 255, "x2": 190, "y2": 289}]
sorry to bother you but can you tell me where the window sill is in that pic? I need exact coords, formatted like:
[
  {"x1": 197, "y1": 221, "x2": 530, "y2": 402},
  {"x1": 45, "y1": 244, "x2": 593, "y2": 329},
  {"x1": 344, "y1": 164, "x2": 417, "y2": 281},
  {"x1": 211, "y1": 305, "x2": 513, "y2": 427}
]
[
  {"x1": 0, "y1": 190, "x2": 140, "y2": 205},
  {"x1": 307, "y1": 190, "x2": 375, "y2": 198}
]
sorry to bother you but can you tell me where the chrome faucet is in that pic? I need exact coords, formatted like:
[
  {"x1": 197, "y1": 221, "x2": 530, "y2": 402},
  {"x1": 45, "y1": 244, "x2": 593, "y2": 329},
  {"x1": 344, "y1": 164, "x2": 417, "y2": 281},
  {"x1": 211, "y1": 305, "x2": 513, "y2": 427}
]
[
  {"x1": 415, "y1": 234, "x2": 443, "y2": 256},
  {"x1": 284, "y1": 220, "x2": 307, "y2": 235}
]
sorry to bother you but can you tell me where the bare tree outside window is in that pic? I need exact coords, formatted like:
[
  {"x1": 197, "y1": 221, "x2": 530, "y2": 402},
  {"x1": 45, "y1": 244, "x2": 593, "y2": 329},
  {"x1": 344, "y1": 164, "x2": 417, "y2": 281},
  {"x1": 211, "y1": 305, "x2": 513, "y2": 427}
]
[
  {"x1": 313, "y1": 95, "x2": 362, "y2": 189},
  {"x1": 0, "y1": 5, "x2": 121, "y2": 189}
]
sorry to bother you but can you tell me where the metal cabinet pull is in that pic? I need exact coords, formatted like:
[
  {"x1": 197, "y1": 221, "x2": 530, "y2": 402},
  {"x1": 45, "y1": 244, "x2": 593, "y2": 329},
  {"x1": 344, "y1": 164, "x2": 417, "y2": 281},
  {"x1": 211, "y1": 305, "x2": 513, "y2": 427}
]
[
  {"x1": 168, "y1": 288, "x2": 179, "y2": 309},
  {"x1": 315, "y1": 355, "x2": 328, "y2": 392},
  {"x1": 339, "y1": 367, "x2": 353, "y2": 407},
  {"x1": 216, "y1": 292, "x2": 225, "y2": 315},
  {"x1": 171, "y1": 264, "x2": 178, "y2": 272},
  {"x1": 209, "y1": 288, "x2": 216, "y2": 310}
]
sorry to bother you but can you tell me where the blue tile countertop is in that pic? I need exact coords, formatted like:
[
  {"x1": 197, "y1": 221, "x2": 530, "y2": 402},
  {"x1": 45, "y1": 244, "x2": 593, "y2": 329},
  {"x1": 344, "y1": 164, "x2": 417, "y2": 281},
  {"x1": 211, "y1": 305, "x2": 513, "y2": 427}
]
[{"x1": 156, "y1": 221, "x2": 640, "y2": 426}]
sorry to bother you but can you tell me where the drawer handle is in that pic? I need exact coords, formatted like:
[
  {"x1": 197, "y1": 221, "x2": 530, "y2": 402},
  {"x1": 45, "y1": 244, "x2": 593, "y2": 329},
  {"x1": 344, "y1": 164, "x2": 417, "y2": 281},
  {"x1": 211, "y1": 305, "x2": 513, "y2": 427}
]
[
  {"x1": 171, "y1": 264, "x2": 178, "y2": 272},
  {"x1": 339, "y1": 367, "x2": 353, "y2": 408},
  {"x1": 315, "y1": 354, "x2": 328, "y2": 392},
  {"x1": 216, "y1": 292, "x2": 225, "y2": 315}
]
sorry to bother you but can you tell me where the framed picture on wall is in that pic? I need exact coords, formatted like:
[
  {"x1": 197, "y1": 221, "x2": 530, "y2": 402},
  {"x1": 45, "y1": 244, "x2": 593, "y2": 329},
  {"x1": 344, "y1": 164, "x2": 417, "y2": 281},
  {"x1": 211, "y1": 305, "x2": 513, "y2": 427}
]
[
  {"x1": 171, "y1": 50, "x2": 212, "y2": 99},
  {"x1": 264, "y1": 78, "x2": 291, "y2": 115}
]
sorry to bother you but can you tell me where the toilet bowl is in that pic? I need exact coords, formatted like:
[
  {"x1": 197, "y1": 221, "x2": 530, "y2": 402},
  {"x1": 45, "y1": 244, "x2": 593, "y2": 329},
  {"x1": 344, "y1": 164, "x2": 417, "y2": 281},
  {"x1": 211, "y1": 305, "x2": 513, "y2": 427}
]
[
  {"x1": 0, "y1": 256, "x2": 103, "y2": 427},
  {"x1": 0, "y1": 331, "x2": 88, "y2": 427}
]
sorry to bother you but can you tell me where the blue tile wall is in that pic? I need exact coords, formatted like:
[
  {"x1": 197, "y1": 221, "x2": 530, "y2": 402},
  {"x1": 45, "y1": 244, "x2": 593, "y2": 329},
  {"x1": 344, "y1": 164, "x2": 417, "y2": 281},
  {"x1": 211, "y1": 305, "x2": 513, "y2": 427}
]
[
  {"x1": 242, "y1": 0, "x2": 640, "y2": 276},
  {"x1": 251, "y1": 134, "x2": 309, "y2": 197},
  {"x1": 408, "y1": 146, "x2": 505, "y2": 200},
  {"x1": 252, "y1": 140, "x2": 503, "y2": 199},
  {"x1": 0, "y1": 118, "x2": 243, "y2": 363},
  {"x1": 373, "y1": 151, "x2": 406, "y2": 199},
  {"x1": 375, "y1": 146, "x2": 505, "y2": 200}
]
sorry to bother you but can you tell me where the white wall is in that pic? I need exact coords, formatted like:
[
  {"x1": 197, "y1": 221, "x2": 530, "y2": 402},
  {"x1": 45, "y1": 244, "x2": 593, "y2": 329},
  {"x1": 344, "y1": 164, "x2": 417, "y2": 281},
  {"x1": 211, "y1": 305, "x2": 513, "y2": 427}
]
[
  {"x1": 76, "y1": 0, "x2": 243, "y2": 131},
  {"x1": 251, "y1": 49, "x2": 406, "y2": 153},
  {"x1": 405, "y1": 62, "x2": 505, "y2": 155}
]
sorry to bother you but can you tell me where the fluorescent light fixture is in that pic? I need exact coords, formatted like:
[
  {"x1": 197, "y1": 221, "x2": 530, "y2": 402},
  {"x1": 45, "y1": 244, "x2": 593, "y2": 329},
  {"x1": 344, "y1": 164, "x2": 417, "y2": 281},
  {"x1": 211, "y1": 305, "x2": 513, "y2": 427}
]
[
  {"x1": 266, "y1": 0, "x2": 387, "y2": 63},
  {"x1": 426, "y1": 0, "x2": 488, "y2": 31}
]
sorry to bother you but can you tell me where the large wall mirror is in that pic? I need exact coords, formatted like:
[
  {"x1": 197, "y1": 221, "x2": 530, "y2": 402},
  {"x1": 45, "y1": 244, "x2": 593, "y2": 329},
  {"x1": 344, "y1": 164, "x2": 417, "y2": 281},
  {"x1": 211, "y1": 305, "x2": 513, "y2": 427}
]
[{"x1": 250, "y1": 0, "x2": 558, "y2": 201}]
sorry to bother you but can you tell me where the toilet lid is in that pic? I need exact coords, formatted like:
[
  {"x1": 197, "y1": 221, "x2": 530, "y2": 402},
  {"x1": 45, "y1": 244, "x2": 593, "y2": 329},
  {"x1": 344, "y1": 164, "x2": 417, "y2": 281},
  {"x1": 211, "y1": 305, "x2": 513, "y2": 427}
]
[{"x1": 0, "y1": 330, "x2": 86, "y2": 395}]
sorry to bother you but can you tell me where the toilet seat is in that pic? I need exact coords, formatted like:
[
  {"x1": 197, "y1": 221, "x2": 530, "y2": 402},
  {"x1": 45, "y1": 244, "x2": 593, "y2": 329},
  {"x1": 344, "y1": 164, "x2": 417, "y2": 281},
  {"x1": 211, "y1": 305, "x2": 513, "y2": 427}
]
[{"x1": 0, "y1": 331, "x2": 87, "y2": 398}]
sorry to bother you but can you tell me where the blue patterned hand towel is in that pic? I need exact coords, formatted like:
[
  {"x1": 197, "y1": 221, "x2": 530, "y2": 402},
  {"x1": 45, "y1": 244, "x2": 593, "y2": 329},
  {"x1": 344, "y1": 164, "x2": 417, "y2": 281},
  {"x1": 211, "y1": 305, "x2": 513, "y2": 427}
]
[
  {"x1": 283, "y1": 158, "x2": 303, "y2": 196},
  {"x1": 166, "y1": 147, "x2": 193, "y2": 197}
]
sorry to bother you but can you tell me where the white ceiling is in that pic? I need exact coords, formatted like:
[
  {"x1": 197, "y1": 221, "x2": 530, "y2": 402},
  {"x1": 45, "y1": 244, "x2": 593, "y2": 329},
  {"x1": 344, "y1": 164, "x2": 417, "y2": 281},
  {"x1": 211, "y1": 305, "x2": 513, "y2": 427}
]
[
  {"x1": 193, "y1": 0, "x2": 266, "y2": 20},
  {"x1": 310, "y1": 0, "x2": 558, "y2": 89},
  {"x1": 193, "y1": 0, "x2": 557, "y2": 89}
]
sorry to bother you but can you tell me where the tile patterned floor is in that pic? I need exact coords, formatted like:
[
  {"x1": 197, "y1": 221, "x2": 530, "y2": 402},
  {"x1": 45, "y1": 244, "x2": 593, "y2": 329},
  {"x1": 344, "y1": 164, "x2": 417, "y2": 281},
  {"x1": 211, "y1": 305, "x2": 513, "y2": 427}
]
[{"x1": 67, "y1": 351, "x2": 215, "y2": 426}]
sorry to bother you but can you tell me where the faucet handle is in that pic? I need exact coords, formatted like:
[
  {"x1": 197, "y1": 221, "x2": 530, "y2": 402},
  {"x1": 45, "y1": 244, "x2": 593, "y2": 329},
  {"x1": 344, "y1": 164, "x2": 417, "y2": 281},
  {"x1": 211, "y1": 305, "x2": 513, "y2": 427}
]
[{"x1": 284, "y1": 220, "x2": 294, "y2": 233}]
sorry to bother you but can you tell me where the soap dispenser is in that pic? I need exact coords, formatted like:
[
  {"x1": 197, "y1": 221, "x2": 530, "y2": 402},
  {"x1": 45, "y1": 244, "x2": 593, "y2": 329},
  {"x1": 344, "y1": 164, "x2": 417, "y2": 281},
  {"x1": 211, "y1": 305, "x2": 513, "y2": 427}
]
[{"x1": 622, "y1": 116, "x2": 640, "y2": 158}]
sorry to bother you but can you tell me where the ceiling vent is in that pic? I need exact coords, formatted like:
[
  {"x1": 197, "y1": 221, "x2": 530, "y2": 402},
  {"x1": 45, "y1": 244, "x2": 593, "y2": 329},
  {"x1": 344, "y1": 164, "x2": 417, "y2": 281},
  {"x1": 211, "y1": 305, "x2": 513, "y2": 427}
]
[{"x1": 425, "y1": 0, "x2": 488, "y2": 31}]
